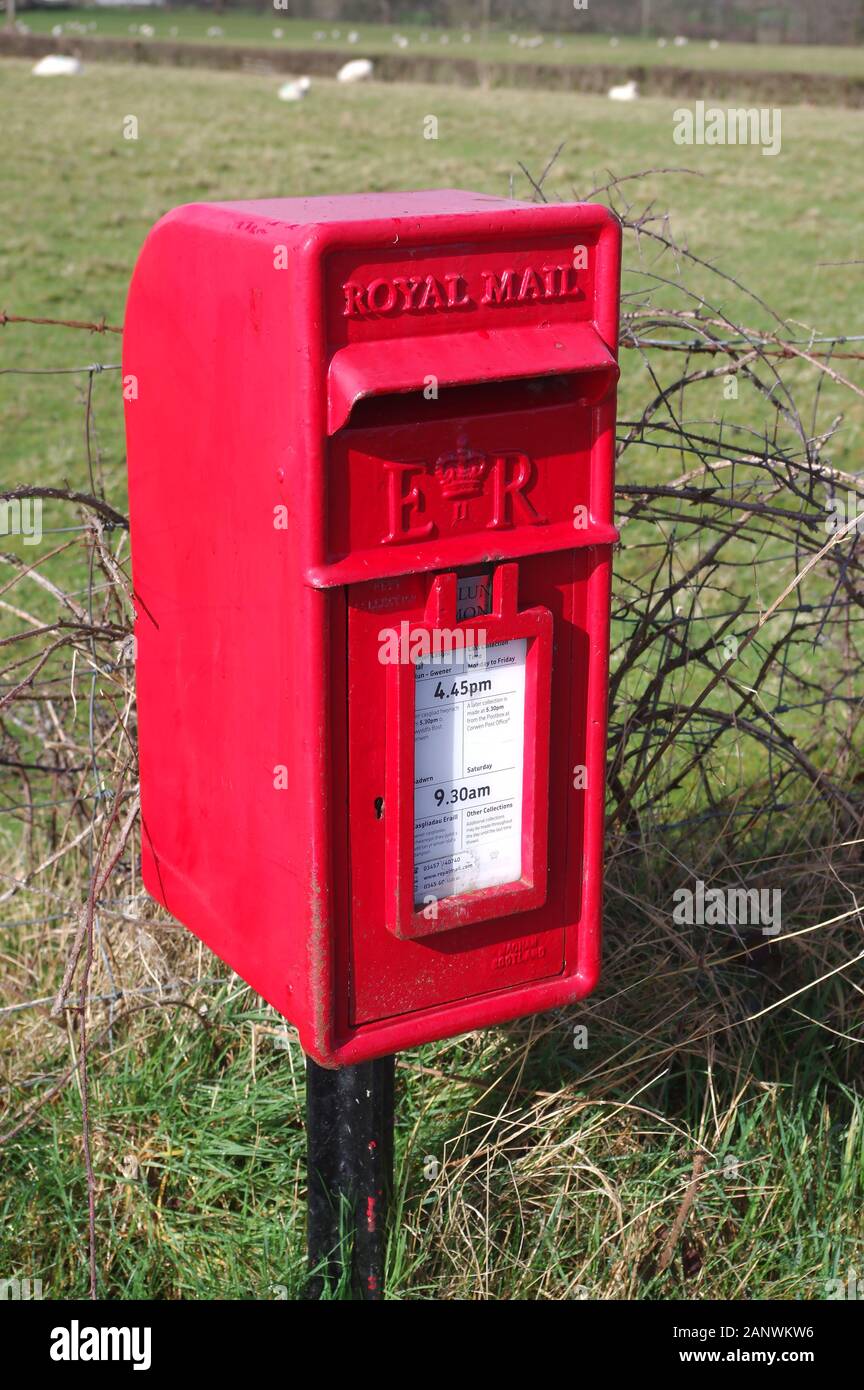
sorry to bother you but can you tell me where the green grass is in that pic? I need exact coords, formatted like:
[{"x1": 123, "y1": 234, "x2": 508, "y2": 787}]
[
  {"x1": 17, "y1": 9, "x2": 864, "y2": 79},
  {"x1": 1, "y1": 61, "x2": 861, "y2": 860},
  {"x1": 3, "y1": 973, "x2": 862, "y2": 1299},
  {"x1": 1, "y1": 58, "x2": 862, "y2": 490},
  {"x1": 1, "y1": 58, "x2": 863, "y2": 1300}
]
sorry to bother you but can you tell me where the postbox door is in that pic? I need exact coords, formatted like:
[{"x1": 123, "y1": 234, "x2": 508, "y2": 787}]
[{"x1": 342, "y1": 546, "x2": 594, "y2": 1030}]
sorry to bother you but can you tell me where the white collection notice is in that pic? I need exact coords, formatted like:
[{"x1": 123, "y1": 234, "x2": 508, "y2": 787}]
[{"x1": 413, "y1": 635, "x2": 527, "y2": 907}]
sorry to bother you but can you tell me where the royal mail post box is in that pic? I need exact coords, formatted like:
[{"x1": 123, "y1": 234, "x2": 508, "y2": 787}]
[{"x1": 124, "y1": 189, "x2": 621, "y2": 1066}]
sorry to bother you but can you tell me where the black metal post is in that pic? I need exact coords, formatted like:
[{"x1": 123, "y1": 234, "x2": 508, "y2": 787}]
[{"x1": 305, "y1": 1054, "x2": 395, "y2": 1300}]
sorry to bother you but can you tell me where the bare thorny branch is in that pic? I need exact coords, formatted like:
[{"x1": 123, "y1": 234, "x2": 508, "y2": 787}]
[{"x1": 1, "y1": 158, "x2": 862, "y2": 1291}]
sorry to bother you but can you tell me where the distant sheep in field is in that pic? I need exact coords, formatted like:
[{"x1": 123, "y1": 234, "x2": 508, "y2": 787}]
[
  {"x1": 608, "y1": 79, "x2": 639, "y2": 101},
  {"x1": 32, "y1": 55, "x2": 82, "y2": 76},
  {"x1": 277, "y1": 76, "x2": 311, "y2": 103},
  {"x1": 337, "y1": 59, "x2": 373, "y2": 84}
]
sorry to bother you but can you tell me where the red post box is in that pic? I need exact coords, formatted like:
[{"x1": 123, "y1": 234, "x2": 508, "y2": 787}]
[{"x1": 124, "y1": 189, "x2": 620, "y2": 1066}]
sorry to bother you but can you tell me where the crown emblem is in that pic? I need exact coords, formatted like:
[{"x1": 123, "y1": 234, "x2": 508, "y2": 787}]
[{"x1": 433, "y1": 437, "x2": 489, "y2": 519}]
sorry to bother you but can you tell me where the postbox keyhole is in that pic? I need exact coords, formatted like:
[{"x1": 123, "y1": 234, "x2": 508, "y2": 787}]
[{"x1": 374, "y1": 796, "x2": 384, "y2": 820}]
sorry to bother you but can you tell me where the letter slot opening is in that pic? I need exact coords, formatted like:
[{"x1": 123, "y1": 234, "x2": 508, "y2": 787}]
[
  {"x1": 341, "y1": 371, "x2": 615, "y2": 431},
  {"x1": 327, "y1": 320, "x2": 618, "y2": 433}
]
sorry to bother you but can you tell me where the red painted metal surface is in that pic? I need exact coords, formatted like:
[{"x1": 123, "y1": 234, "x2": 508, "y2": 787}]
[{"x1": 124, "y1": 189, "x2": 621, "y2": 1066}]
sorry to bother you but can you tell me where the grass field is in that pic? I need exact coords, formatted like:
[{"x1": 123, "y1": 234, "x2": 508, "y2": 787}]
[
  {"x1": 19, "y1": 7, "x2": 864, "y2": 79},
  {"x1": 2, "y1": 59, "x2": 862, "y2": 480},
  {"x1": 1, "y1": 58, "x2": 863, "y2": 1300}
]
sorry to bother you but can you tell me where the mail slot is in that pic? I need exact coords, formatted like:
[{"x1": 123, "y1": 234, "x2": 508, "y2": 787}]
[{"x1": 124, "y1": 189, "x2": 621, "y2": 1066}]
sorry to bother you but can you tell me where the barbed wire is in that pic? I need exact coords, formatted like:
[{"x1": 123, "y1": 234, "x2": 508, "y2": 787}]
[{"x1": 1, "y1": 164, "x2": 862, "y2": 1294}]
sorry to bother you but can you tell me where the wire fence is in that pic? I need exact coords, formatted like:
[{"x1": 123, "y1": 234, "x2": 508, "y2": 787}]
[{"x1": 1, "y1": 165, "x2": 862, "y2": 1295}]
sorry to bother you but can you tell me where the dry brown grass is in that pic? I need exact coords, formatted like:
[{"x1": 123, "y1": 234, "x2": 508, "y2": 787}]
[{"x1": 1, "y1": 170, "x2": 862, "y2": 1298}]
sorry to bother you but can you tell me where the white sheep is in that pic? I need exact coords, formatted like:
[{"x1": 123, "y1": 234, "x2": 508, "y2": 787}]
[
  {"x1": 277, "y1": 75, "x2": 311, "y2": 102},
  {"x1": 608, "y1": 79, "x2": 639, "y2": 101},
  {"x1": 32, "y1": 55, "x2": 82, "y2": 76},
  {"x1": 336, "y1": 58, "x2": 373, "y2": 83}
]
